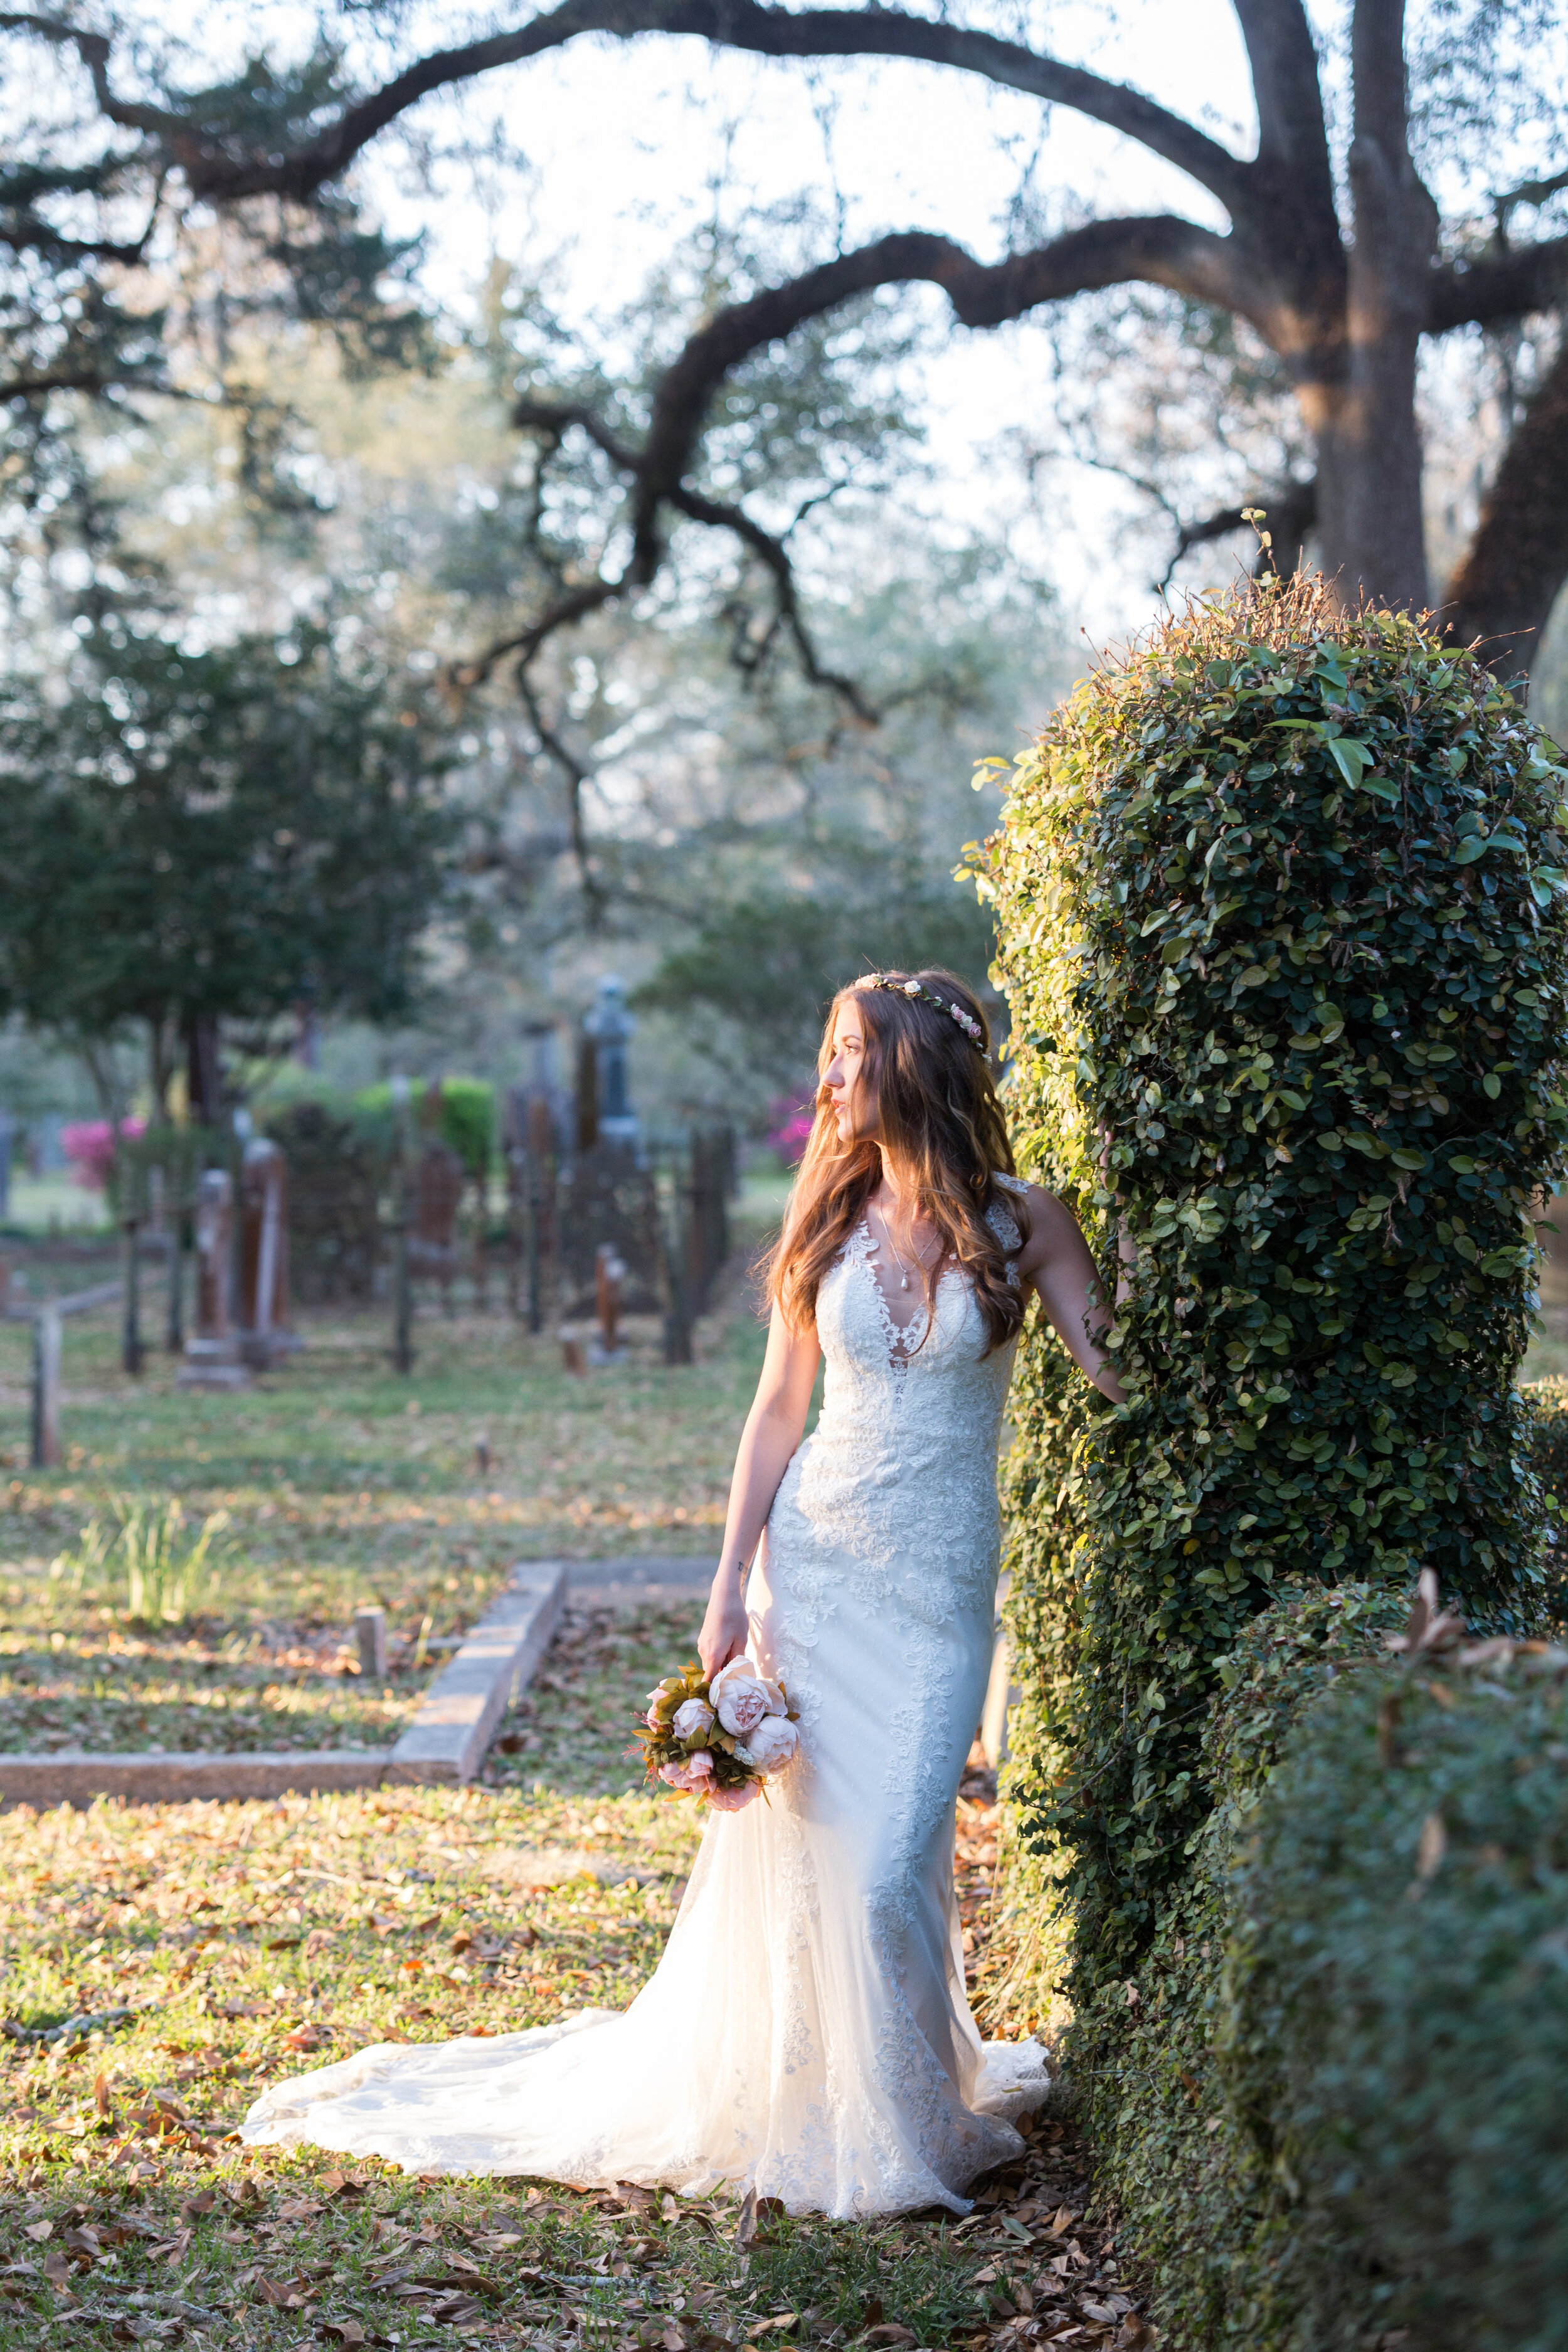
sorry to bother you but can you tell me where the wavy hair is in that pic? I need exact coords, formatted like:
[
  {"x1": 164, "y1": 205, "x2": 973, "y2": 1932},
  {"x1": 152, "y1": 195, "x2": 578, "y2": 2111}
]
[{"x1": 764, "y1": 968, "x2": 1024, "y2": 1356}]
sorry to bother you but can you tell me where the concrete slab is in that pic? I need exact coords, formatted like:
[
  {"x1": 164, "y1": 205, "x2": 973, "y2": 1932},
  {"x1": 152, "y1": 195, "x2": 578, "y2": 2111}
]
[
  {"x1": 388, "y1": 1560, "x2": 568, "y2": 1785},
  {"x1": 0, "y1": 1559, "x2": 571, "y2": 1808},
  {"x1": 564, "y1": 1557, "x2": 716, "y2": 1589},
  {"x1": 0, "y1": 1747, "x2": 385, "y2": 1809}
]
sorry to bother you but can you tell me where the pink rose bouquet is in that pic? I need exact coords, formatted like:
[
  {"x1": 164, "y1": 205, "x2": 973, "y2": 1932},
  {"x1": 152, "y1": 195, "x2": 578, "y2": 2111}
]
[{"x1": 632, "y1": 1653, "x2": 800, "y2": 1812}]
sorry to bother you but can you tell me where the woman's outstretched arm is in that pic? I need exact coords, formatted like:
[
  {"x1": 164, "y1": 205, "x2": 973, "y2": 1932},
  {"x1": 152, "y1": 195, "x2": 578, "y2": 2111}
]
[
  {"x1": 1012, "y1": 1183, "x2": 1127, "y2": 1404},
  {"x1": 699, "y1": 1304, "x2": 822, "y2": 1677}
]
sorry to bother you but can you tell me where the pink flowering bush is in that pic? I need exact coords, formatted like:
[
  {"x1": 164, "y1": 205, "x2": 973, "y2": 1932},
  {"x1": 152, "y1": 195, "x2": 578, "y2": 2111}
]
[
  {"x1": 765, "y1": 1094, "x2": 817, "y2": 1164},
  {"x1": 61, "y1": 1118, "x2": 146, "y2": 1190}
]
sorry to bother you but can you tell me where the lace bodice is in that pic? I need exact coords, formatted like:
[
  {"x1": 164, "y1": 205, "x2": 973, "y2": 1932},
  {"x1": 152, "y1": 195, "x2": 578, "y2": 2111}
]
[{"x1": 771, "y1": 1176, "x2": 1026, "y2": 1602}]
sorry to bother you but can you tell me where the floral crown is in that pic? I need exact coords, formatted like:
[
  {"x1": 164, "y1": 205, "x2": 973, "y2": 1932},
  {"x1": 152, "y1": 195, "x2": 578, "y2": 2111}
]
[{"x1": 862, "y1": 972, "x2": 987, "y2": 1050}]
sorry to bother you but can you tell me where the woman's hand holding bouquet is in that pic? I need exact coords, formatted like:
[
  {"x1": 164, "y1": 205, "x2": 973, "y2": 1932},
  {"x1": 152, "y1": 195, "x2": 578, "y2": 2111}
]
[{"x1": 634, "y1": 1655, "x2": 800, "y2": 1812}]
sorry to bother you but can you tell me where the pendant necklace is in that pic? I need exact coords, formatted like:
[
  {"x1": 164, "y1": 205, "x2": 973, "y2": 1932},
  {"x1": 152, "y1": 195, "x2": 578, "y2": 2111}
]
[{"x1": 875, "y1": 1206, "x2": 918, "y2": 1291}]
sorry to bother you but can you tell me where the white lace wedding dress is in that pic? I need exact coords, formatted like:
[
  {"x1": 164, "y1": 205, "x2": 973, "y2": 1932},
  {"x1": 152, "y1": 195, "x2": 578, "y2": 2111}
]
[{"x1": 243, "y1": 1177, "x2": 1048, "y2": 2215}]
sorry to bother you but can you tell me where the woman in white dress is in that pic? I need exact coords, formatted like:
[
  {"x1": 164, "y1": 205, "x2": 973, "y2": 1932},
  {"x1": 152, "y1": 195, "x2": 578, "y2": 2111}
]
[{"x1": 243, "y1": 968, "x2": 1124, "y2": 2216}]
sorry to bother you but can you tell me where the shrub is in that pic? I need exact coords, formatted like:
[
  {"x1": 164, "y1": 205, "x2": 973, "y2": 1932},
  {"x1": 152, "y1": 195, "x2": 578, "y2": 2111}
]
[
  {"x1": 1219, "y1": 1627, "x2": 1568, "y2": 2352},
  {"x1": 973, "y1": 579, "x2": 1568, "y2": 1990},
  {"x1": 1526, "y1": 1374, "x2": 1568, "y2": 1631},
  {"x1": 1067, "y1": 1582, "x2": 1409, "y2": 2350},
  {"x1": 264, "y1": 1101, "x2": 382, "y2": 1302},
  {"x1": 351, "y1": 1078, "x2": 494, "y2": 1179},
  {"x1": 1076, "y1": 1587, "x2": 1568, "y2": 2352}
]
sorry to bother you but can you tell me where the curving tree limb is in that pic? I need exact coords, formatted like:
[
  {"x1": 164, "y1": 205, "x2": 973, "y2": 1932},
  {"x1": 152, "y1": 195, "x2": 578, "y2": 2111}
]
[
  {"x1": 1427, "y1": 233, "x2": 1568, "y2": 334},
  {"x1": 1444, "y1": 339, "x2": 1568, "y2": 683}
]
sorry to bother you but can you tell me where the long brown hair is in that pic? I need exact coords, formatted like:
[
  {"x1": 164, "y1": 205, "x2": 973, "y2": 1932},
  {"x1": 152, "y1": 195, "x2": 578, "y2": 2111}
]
[{"x1": 765, "y1": 968, "x2": 1024, "y2": 1355}]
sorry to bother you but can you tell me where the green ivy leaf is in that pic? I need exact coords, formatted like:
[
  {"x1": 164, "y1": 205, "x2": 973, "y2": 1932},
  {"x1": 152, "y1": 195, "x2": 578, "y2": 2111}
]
[{"x1": 1324, "y1": 738, "x2": 1373, "y2": 790}]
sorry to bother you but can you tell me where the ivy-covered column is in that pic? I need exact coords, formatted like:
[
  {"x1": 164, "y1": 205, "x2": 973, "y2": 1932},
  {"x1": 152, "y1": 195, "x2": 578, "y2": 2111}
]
[{"x1": 974, "y1": 581, "x2": 1568, "y2": 1985}]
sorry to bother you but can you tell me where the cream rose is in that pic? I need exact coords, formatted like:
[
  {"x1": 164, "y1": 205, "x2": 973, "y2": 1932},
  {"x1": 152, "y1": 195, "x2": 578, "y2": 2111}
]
[
  {"x1": 736, "y1": 1715, "x2": 799, "y2": 1772},
  {"x1": 711, "y1": 1656, "x2": 775, "y2": 1734},
  {"x1": 672, "y1": 1697, "x2": 715, "y2": 1742}
]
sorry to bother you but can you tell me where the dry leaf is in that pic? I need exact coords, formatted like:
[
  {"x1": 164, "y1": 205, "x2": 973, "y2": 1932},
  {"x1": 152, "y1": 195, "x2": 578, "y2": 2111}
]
[
  {"x1": 864, "y1": 2329, "x2": 918, "y2": 2347},
  {"x1": 1083, "y1": 2301, "x2": 1120, "y2": 2325},
  {"x1": 254, "y1": 2278, "x2": 306, "y2": 2308},
  {"x1": 23, "y1": 2220, "x2": 53, "y2": 2242},
  {"x1": 321, "y1": 2324, "x2": 368, "y2": 2345},
  {"x1": 1051, "y1": 2206, "x2": 1075, "y2": 2235},
  {"x1": 276, "y1": 2198, "x2": 322, "y2": 2223}
]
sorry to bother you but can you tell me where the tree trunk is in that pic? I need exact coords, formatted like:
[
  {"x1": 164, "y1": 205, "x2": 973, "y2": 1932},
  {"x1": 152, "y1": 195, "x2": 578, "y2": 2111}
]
[
  {"x1": 186, "y1": 1014, "x2": 222, "y2": 1126},
  {"x1": 147, "y1": 1016, "x2": 177, "y2": 1121},
  {"x1": 1308, "y1": 0, "x2": 1437, "y2": 615}
]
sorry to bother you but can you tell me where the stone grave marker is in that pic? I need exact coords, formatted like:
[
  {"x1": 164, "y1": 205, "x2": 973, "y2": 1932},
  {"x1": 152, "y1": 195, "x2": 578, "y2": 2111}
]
[{"x1": 178, "y1": 1168, "x2": 250, "y2": 1389}]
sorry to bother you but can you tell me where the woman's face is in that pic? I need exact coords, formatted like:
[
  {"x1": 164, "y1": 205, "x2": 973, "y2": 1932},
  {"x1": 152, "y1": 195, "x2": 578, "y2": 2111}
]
[{"x1": 824, "y1": 999, "x2": 877, "y2": 1143}]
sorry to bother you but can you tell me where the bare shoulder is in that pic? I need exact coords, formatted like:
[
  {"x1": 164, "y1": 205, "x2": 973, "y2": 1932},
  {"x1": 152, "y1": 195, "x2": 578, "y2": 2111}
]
[{"x1": 1000, "y1": 1180, "x2": 1086, "y2": 1273}]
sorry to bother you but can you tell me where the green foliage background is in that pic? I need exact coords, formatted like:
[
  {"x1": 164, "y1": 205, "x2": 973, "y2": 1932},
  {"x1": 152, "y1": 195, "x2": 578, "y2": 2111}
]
[
  {"x1": 0, "y1": 625, "x2": 455, "y2": 1067},
  {"x1": 975, "y1": 581, "x2": 1568, "y2": 1998}
]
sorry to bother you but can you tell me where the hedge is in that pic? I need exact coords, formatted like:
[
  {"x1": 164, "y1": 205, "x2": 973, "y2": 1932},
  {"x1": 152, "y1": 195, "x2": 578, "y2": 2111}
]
[
  {"x1": 1073, "y1": 1584, "x2": 1568, "y2": 2351},
  {"x1": 972, "y1": 579, "x2": 1568, "y2": 1993}
]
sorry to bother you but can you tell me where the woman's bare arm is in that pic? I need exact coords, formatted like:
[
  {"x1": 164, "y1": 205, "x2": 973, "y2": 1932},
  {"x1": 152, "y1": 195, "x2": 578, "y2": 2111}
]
[
  {"x1": 699, "y1": 1304, "x2": 822, "y2": 1677},
  {"x1": 1011, "y1": 1183, "x2": 1126, "y2": 1404}
]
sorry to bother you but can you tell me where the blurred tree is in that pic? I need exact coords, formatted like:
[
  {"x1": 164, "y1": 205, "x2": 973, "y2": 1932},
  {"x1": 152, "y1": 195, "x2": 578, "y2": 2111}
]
[
  {"x1": 0, "y1": 626, "x2": 455, "y2": 1113},
  {"x1": 3, "y1": 2, "x2": 1568, "y2": 682},
  {"x1": 633, "y1": 884, "x2": 999, "y2": 1099}
]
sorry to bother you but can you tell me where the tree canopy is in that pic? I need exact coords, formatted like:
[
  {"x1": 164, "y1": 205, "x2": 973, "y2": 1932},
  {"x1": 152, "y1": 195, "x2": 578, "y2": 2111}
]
[
  {"x1": 0, "y1": 625, "x2": 455, "y2": 1105},
  {"x1": 4, "y1": 0, "x2": 1568, "y2": 687}
]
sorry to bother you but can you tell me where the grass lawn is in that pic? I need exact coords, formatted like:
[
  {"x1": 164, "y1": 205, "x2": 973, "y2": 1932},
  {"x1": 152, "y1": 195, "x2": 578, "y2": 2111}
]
[
  {"x1": 0, "y1": 1221, "x2": 776, "y2": 1757},
  {"x1": 0, "y1": 1199, "x2": 1139, "y2": 2351}
]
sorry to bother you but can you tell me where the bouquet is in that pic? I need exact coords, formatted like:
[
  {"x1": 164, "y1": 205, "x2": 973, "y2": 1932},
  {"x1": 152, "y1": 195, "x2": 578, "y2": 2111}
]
[{"x1": 633, "y1": 1655, "x2": 801, "y2": 1812}]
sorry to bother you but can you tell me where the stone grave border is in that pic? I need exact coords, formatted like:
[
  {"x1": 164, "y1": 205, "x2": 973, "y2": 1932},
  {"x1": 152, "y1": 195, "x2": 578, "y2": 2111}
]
[{"x1": 0, "y1": 1560, "x2": 569, "y2": 1811}]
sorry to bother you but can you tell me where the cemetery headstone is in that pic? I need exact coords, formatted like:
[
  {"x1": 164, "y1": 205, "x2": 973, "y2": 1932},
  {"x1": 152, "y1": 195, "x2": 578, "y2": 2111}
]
[
  {"x1": 354, "y1": 1604, "x2": 388, "y2": 1681},
  {"x1": 30, "y1": 1306, "x2": 60, "y2": 1468},
  {"x1": 409, "y1": 1138, "x2": 465, "y2": 1308},
  {"x1": 178, "y1": 1168, "x2": 250, "y2": 1389},
  {"x1": 584, "y1": 975, "x2": 637, "y2": 1140},
  {"x1": 590, "y1": 1241, "x2": 628, "y2": 1364},
  {"x1": 238, "y1": 1136, "x2": 295, "y2": 1368}
]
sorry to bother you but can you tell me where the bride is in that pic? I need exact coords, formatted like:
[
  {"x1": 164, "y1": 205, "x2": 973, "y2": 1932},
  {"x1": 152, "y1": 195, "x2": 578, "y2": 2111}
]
[{"x1": 243, "y1": 968, "x2": 1124, "y2": 2215}]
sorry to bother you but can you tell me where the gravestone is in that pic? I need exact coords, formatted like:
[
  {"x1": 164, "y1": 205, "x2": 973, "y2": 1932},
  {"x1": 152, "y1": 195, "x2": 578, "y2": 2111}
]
[
  {"x1": 238, "y1": 1136, "x2": 296, "y2": 1368},
  {"x1": 584, "y1": 975, "x2": 637, "y2": 1141},
  {"x1": 178, "y1": 1168, "x2": 250, "y2": 1389},
  {"x1": 408, "y1": 1139, "x2": 465, "y2": 1307},
  {"x1": 590, "y1": 1241, "x2": 628, "y2": 1364}
]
